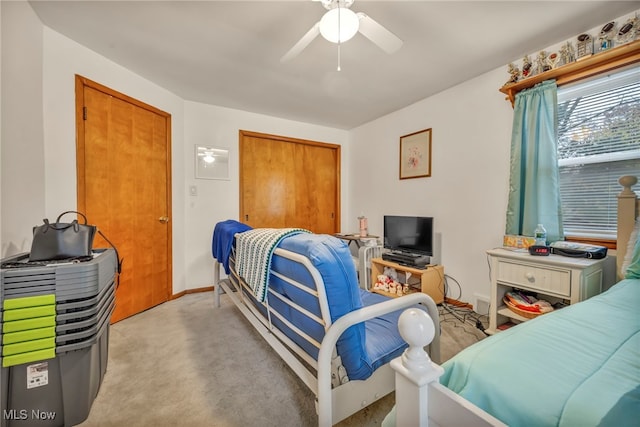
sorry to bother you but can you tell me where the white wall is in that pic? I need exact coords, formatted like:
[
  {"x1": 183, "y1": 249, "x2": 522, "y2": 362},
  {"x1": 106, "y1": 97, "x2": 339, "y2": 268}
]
[
  {"x1": 183, "y1": 102, "x2": 348, "y2": 288},
  {"x1": 1, "y1": 0, "x2": 46, "y2": 256},
  {"x1": 0, "y1": 1, "x2": 2, "y2": 254},
  {"x1": 348, "y1": 69, "x2": 514, "y2": 309}
]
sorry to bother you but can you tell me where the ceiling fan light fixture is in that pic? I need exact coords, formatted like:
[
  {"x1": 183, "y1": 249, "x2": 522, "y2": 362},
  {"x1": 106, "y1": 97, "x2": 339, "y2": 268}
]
[{"x1": 319, "y1": 7, "x2": 359, "y2": 43}]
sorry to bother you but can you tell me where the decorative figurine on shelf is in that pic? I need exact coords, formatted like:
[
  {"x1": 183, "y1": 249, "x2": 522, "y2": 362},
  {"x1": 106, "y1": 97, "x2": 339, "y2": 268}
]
[
  {"x1": 559, "y1": 41, "x2": 576, "y2": 66},
  {"x1": 374, "y1": 272, "x2": 403, "y2": 295},
  {"x1": 374, "y1": 274, "x2": 391, "y2": 292},
  {"x1": 521, "y1": 55, "x2": 533, "y2": 78},
  {"x1": 548, "y1": 51, "x2": 559, "y2": 69},
  {"x1": 558, "y1": 45, "x2": 569, "y2": 67},
  {"x1": 506, "y1": 62, "x2": 520, "y2": 84},
  {"x1": 597, "y1": 21, "x2": 616, "y2": 52},
  {"x1": 616, "y1": 16, "x2": 638, "y2": 45},
  {"x1": 388, "y1": 281, "x2": 397, "y2": 294},
  {"x1": 383, "y1": 266, "x2": 398, "y2": 281},
  {"x1": 576, "y1": 33, "x2": 593, "y2": 60},
  {"x1": 358, "y1": 215, "x2": 368, "y2": 237},
  {"x1": 535, "y1": 50, "x2": 552, "y2": 74}
]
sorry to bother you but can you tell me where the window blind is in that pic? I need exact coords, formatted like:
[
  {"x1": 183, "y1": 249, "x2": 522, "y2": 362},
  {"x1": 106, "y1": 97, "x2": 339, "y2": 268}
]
[{"x1": 557, "y1": 66, "x2": 640, "y2": 238}]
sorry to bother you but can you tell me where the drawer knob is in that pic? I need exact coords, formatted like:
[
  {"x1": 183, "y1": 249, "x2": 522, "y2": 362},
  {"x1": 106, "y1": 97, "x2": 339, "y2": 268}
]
[{"x1": 526, "y1": 272, "x2": 535, "y2": 282}]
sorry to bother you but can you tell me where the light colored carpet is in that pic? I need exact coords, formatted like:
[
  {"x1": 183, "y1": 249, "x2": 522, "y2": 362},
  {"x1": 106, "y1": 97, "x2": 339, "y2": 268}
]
[{"x1": 78, "y1": 291, "x2": 487, "y2": 427}]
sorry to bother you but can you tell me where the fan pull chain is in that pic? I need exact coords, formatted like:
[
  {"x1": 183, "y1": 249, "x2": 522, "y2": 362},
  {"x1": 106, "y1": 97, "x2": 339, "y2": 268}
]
[{"x1": 337, "y1": 43, "x2": 341, "y2": 71}]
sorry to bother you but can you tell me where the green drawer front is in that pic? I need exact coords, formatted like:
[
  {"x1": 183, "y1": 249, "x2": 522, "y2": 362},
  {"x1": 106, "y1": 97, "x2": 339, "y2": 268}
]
[
  {"x1": 1, "y1": 316, "x2": 56, "y2": 333},
  {"x1": 2, "y1": 305, "x2": 56, "y2": 322},
  {"x1": 3, "y1": 294, "x2": 56, "y2": 310},
  {"x1": 2, "y1": 337, "x2": 55, "y2": 356},
  {"x1": 2, "y1": 348, "x2": 56, "y2": 368},
  {"x1": 2, "y1": 326, "x2": 56, "y2": 345}
]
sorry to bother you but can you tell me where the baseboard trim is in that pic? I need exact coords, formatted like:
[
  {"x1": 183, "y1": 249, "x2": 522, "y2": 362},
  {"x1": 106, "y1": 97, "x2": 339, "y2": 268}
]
[
  {"x1": 171, "y1": 286, "x2": 215, "y2": 300},
  {"x1": 444, "y1": 297, "x2": 473, "y2": 310}
]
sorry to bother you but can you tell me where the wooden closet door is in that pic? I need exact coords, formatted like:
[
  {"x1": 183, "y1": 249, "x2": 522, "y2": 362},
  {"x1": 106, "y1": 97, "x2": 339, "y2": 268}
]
[
  {"x1": 76, "y1": 76, "x2": 172, "y2": 323},
  {"x1": 293, "y1": 143, "x2": 339, "y2": 233},
  {"x1": 240, "y1": 131, "x2": 340, "y2": 234}
]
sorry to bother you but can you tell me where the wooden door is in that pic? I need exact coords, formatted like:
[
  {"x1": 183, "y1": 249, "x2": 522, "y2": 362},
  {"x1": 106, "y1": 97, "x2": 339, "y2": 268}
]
[
  {"x1": 239, "y1": 131, "x2": 340, "y2": 234},
  {"x1": 75, "y1": 76, "x2": 172, "y2": 323}
]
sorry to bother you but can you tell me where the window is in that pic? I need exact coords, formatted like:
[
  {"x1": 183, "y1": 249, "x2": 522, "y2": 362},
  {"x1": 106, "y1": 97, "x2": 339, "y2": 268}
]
[{"x1": 557, "y1": 66, "x2": 640, "y2": 239}]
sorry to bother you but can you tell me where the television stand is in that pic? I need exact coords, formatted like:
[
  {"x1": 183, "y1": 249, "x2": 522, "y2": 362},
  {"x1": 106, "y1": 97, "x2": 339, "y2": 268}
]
[{"x1": 370, "y1": 258, "x2": 444, "y2": 304}]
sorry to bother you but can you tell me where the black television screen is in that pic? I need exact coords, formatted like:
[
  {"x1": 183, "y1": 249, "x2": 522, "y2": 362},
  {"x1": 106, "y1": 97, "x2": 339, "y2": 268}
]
[{"x1": 383, "y1": 216, "x2": 433, "y2": 256}]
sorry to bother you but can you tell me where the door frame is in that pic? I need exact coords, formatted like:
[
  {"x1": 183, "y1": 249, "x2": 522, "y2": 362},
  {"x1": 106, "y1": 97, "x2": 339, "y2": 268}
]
[
  {"x1": 75, "y1": 75, "x2": 173, "y2": 303},
  {"x1": 238, "y1": 130, "x2": 341, "y2": 231}
]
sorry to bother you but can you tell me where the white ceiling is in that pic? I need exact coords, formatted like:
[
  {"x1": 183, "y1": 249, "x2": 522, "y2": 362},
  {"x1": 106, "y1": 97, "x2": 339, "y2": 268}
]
[{"x1": 28, "y1": 0, "x2": 640, "y2": 129}]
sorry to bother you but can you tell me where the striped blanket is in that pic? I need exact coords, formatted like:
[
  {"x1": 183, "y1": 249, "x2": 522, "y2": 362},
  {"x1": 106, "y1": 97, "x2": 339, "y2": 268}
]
[{"x1": 235, "y1": 228, "x2": 310, "y2": 302}]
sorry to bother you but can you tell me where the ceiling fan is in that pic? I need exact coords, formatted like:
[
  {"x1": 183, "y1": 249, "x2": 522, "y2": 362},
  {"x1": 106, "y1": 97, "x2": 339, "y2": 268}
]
[{"x1": 281, "y1": 0, "x2": 403, "y2": 64}]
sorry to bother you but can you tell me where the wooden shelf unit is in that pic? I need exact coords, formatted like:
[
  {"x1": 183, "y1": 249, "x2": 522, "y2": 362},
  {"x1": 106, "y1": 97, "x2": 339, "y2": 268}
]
[{"x1": 370, "y1": 258, "x2": 445, "y2": 304}]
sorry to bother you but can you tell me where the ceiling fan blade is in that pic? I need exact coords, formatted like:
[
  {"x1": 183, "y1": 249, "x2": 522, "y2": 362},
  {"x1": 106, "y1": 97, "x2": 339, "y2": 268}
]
[
  {"x1": 356, "y1": 12, "x2": 403, "y2": 54},
  {"x1": 281, "y1": 22, "x2": 321, "y2": 63}
]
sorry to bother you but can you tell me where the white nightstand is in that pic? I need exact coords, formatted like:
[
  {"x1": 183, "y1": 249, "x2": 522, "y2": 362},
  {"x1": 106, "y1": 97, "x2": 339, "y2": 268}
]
[{"x1": 486, "y1": 248, "x2": 613, "y2": 334}]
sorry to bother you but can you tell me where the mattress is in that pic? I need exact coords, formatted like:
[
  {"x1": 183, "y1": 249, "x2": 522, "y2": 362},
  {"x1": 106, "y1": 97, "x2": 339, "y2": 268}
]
[
  {"x1": 229, "y1": 232, "x2": 411, "y2": 381},
  {"x1": 440, "y1": 278, "x2": 640, "y2": 426}
]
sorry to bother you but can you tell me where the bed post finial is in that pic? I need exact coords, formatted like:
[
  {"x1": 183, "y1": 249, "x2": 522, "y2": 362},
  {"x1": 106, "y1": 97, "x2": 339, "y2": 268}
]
[
  {"x1": 391, "y1": 309, "x2": 445, "y2": 426},
  {"x1": 398, "y1": 308, "x2": 435, "y2": 372},
  {"x1": 617, "y1": 175, "x2": 639, "y2": 280},
  {"x1": 619, "y1": 175, "x2": 638, "y2": 196}
]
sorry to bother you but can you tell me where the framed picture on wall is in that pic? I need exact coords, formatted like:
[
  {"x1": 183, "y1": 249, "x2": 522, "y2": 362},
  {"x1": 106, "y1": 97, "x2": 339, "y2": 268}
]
[
  {"x1": 195, "y1": 145, "x2": 230, "y2": 180},
  {"x1": 399, "y1": 128, "x2": 432, "y2": 179}
]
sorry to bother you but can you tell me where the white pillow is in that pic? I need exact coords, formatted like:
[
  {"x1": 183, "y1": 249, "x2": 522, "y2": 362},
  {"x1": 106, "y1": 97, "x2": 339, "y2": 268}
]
[{"x1": 621, "y1": 216, "x2": 640, "y2": 276}]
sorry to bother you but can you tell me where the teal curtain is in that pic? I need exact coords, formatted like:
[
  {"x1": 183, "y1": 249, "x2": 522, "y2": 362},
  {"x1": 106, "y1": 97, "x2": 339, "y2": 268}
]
[{"x1": 505, "y1": 80, "x2": 564, "y2": 243}]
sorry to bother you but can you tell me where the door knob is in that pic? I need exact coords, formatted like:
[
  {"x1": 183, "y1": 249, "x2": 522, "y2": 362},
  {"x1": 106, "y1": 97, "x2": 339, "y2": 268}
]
[{"x1": 159, "y1": 216, "x2": 169, "y2": 223}]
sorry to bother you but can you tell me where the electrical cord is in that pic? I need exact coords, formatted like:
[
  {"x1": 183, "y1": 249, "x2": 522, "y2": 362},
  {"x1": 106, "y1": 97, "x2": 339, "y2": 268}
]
[
  {"x1": 443, "y1": 273, "x2": 462, "y2": 301},
  {"x1": 439, "y1": 272, "x2": 489, "y2": 336},
  {"x1": 442, "y1": 302, "x2": 488, "y2": 328},
  {"x1": 439, "y1": 304, "x2": 489, "y2": 340}
]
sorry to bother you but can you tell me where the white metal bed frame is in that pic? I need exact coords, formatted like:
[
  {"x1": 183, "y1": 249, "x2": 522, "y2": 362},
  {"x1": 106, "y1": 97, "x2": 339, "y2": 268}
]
[
  {"x1": 214, "y1": 245, "x2": 441, "y2": 426},
  {"x1": 357, "y1": 244, "x2": 383, "y2": 290},
  {"x1": 388, "y1": 175, "x2": 639, "y2": 426}
]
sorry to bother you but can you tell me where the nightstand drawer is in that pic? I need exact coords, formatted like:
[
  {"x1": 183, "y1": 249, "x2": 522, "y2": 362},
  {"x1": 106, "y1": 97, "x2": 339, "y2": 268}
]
[{"x1": 496, "y1": 260, "x2": 571, "y2": 297}]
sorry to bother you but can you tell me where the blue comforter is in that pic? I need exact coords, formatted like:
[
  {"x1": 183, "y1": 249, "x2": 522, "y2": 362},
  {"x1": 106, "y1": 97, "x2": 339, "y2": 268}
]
[
  {"x1": 441, "y1": 278, "x2": 640, "y2": 427},
  {"x1": 212, "y1": 219, "x2": 252, "y2": 274}
]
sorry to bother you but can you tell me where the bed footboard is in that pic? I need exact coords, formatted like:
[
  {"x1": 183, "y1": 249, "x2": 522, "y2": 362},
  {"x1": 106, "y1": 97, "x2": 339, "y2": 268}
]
[
  {"x1": 387, "y1": 309, "x2": 505, "y2": 427},
  {"x1": 317, "y1": 292, "x2": 439, "y2": 426}
]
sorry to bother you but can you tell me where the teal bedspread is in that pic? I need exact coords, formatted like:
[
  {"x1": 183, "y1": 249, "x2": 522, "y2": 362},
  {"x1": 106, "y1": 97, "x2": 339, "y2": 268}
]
[{"x1": 441, "y1": 278, "x2": 640, "y2": 427}]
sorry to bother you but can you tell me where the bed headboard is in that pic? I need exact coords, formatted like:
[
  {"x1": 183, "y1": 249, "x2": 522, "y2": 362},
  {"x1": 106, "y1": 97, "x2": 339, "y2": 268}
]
[{"x1": 617, "y1": 175, "x2": 639, "y2": 279}]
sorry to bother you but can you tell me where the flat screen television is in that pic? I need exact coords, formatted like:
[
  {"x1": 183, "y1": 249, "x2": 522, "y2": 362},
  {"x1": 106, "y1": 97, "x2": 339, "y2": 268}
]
[{"x1": 383, "y1": 215, "x2": 433, "y2": 256}]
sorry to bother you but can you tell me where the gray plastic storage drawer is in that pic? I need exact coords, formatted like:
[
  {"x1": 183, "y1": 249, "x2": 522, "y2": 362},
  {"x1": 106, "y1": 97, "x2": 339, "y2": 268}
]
[
  {"x1": 0, "y1": 249, "x2": 117, "y2": 426},
  {"x1": 0, "y1": 325, "x2": 109, "y2": 427},
  {"x1": 1, "y1": 249, "x2": 117, "y2": 301}
]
